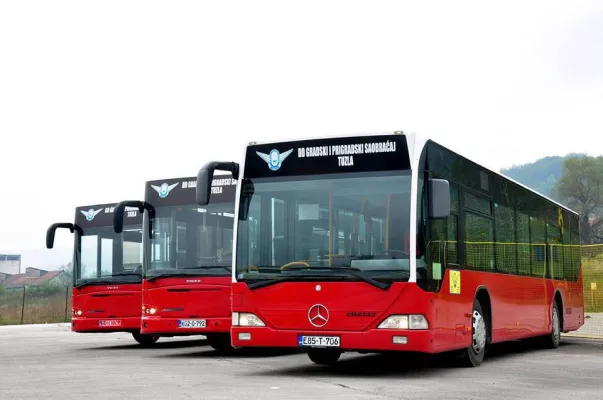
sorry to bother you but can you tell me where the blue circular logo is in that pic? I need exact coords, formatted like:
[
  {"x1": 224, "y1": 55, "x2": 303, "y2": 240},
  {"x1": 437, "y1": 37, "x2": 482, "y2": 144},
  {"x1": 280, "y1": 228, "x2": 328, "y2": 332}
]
[
  {"x1": 269, "y1": 149, "x2": 281, "y2": 170},
  {"x1": 85, "y1": 209, "x2": 95, "y2": 221},
  {"x1": 159, "y1": 183, "x2": 169, "y2": 198}
]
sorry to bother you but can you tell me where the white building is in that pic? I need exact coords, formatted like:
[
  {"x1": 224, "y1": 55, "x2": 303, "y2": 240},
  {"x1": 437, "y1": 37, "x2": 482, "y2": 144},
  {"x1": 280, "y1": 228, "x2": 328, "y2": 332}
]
[{"x1": 0, "y1": 254, "x2": 21, "y2": 275}]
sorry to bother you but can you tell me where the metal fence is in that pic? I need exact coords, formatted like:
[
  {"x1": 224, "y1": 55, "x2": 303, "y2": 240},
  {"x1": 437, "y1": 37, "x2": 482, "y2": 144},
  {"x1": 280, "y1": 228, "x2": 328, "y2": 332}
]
[
  {"x1": 563, "y1": 245, "x2": 603, "y2": 339},
  {"x1": 0, "y1": 285, "x2": 72, "y2": 325},
  {"x1": 1, "y1": 247, "x2": 602, "y2": 337}
]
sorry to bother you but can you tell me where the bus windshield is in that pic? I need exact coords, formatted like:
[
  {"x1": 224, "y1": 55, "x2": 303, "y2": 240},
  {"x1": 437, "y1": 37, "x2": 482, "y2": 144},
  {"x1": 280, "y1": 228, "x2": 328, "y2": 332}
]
[
  {"x1": 77, "y1": 224, "x2": 143, "y2": 285},
  {"x1": 235, "y1": 171, "x2": 413, "y2": 284},
  {"x1": 146, "y1": 204, "x2": 235, "y2": 278}
]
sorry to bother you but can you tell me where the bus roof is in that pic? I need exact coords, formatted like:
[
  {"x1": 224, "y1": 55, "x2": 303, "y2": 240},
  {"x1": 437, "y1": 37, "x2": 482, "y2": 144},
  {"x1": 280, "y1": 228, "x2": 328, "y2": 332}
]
[
  {"x1": 145, "y1": 170, "x2": 232, "y2": 185},
  {"x1": 75, "y1": 202, "x2": 118, "y2": 210},
  {"x1": 424, "y1": 137, "x2": 578, "y2": 216},
  {"x1": 244, "y1": 130, "x2": 578, "y2": 216}
]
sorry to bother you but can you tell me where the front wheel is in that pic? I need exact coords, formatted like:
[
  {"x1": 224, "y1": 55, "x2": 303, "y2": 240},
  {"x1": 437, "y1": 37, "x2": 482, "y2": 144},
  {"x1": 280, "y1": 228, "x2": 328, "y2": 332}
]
[
  {"x1": 307, "y1": 349, "x2": 342, "y2": 366},
  {"x1": 460, "y1": 299, "x2": 487, "y2": 367},
  {"x1": 132, "y1": 331, "x2": 159, "y2": 346}
]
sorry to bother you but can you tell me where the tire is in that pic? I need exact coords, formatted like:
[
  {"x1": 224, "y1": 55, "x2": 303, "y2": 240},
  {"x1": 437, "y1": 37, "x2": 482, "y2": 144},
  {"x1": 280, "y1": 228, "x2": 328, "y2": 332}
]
[
  {"x1": 132, "y1": 331, "x2": 159, "y2": 346},
  {"x1": 541, "y1": 302, "x2": 561, "y2": 349},
  {"x1": 208, "y1": 334, "x2": 234, "y2": 354},
  {"x1": 460, "y1": 299, "x2": 487, "y2": 367},
  {"x1": 307, "y1": 349, "x2": 342, "y2": 366}
]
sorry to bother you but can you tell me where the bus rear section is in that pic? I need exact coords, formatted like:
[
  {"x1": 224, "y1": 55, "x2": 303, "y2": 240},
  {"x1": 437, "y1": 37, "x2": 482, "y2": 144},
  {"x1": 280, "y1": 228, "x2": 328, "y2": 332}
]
[
  {"x1": 114, "y1": 175, "x2": 237, "y2": 352},
  {"x1": 46, "y1": 203, "x2": 157, "y2": 345},
  {"x1": 197, "y1": 131, "x2": 584, "y2": 367}
]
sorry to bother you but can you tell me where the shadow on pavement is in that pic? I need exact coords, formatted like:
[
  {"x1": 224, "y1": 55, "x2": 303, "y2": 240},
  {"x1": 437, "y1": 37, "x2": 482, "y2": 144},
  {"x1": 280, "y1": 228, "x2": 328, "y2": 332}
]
[
  {"x1": 79, "y1": 338, "x2": 209, "y2": 351},
  {"x1": 244, "y1": 339, "x2": 581, "y2": 378},
  {"x1": 152, "y1": 347, "x2": 303, "y2": 359}
]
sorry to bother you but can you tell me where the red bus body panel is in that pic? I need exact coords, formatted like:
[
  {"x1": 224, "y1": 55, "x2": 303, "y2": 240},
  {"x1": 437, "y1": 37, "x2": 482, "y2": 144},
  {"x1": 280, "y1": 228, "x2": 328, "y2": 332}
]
[
  {"x1": 140, "y1": 276, "x2": 231, "y2": 335},
  {"x1": 231, "y1": 268, "x2": 584, "y2": 352},
  {"x1": 71, "y1": 283, "x2": 142, "y2": 333}
]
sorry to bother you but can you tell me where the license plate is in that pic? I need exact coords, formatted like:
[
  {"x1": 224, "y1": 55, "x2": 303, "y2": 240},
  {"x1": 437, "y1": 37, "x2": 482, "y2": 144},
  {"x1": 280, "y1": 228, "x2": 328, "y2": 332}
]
[
  {"x1": 298, "y1": 335, "x2": 340, "y2": 348},
  {"x1": 99, "y1": 320, "x2": 122, "y2": 327},
  {"x1": 178, "y1": 319, "x2": 206, "y2": 328}
]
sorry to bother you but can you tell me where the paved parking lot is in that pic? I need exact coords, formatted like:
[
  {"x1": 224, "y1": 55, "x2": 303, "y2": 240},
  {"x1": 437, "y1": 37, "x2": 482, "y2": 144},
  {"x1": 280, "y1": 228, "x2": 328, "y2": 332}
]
[{"x1": 1, "y1": 324, "x2": 603, "y2": 399}]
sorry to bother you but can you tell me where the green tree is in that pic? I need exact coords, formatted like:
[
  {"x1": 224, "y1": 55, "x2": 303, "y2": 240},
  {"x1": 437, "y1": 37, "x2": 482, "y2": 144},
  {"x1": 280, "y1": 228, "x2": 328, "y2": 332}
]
[{"x1": 553, "y1": 155, "x2": 603, "y2": 244}]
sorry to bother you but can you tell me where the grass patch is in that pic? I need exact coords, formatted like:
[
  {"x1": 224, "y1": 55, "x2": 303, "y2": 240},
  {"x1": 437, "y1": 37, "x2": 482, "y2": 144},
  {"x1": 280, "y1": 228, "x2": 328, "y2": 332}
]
[
  {"x1": 582, "y1": 256, "x2": 603, "y2": 313},
  {"x1": 0, "y1": 287, "x2": 71, "y2": 325}
]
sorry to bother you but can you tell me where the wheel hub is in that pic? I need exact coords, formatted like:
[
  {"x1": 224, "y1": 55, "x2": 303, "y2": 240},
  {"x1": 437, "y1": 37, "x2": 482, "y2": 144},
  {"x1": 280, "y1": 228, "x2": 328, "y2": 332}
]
[
  {"x1": 553, "y1": 307, "x2": 560, "y2": 342},
  {"x1": 472, "y1": 310, "x2": 486, "y2": 353}
]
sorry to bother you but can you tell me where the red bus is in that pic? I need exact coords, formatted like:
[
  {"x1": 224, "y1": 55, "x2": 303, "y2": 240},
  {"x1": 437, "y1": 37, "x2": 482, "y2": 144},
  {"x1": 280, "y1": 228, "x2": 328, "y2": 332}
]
[
  {"x1": 113, "y1": 175, "x2": 237, "y2": 352},
  {"x1": 46, "y1": 203, "x2": 158, "y2": 345},
  {"x1": 195, "y1": 132, "x2": 585, "y2": 366}
]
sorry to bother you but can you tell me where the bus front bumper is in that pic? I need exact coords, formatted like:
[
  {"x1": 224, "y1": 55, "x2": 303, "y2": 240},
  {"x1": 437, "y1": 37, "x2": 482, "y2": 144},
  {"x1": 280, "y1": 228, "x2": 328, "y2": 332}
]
[
  {"x1": 71, "y1": 316, "x2": 140, "y2": 333},
  {"x1": 141, "y1": 316, "x2": 231, "y2": 336},
  {"x1": 231, "y1": 326, "x2": 437, "y2": 353}
]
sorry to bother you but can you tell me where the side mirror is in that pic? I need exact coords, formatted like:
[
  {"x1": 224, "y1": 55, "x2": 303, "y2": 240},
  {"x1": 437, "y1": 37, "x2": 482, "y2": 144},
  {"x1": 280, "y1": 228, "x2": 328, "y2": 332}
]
[
  {"x1": 428, "y1": 178, "x2": 451, "y2": 219},
  {"x1": 114, "y1": 200, "x2": 155, "y2": 238},
  {"x1": 196, "y1": 161, "x2": 239, "y2": 206},
  {"x1": 46, "y1": 223, "x2": 81, "y2": 249}
]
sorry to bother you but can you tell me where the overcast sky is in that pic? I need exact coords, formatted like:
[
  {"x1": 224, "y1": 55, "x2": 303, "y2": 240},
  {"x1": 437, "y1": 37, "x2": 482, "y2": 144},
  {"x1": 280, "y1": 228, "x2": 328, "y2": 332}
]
[{"x1": 1, "y1": 1, "x2": 602, "y2": 268}]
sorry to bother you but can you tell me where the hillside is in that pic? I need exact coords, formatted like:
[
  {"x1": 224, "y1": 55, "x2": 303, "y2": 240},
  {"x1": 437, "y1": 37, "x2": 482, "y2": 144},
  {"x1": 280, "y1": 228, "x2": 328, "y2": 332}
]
[{"x1": 500, "y1": 153, "x2": 585, "y2": 199}]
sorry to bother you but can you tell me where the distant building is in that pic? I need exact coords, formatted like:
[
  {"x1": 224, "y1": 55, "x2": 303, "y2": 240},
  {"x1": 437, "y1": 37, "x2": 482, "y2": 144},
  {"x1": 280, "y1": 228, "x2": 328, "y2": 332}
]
[
  {"x1": 0, "y1": 268, "x2": 69, "y2": 289},
  {"x1": 0, "y1": 254, "x2": 21, "y2": 275},
  {"x1": 0, "y1": 272, "x2": 11, "y2": 282},
  {"x1": 25, "y1": 267, "x2": 46, "y2": 278}
]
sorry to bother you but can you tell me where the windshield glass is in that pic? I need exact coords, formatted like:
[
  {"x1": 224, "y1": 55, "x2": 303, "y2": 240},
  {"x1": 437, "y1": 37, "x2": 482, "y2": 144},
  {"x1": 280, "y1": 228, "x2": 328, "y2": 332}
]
[
  {"x1": 235, "y1": 171, "x2": 413, "y2": 283},
  {"x1": 145, "y1": 203, "x2": 235, "y2": 278},
  {"x1": 76, "y1": 224, "x2": 143, "y2": 285}
]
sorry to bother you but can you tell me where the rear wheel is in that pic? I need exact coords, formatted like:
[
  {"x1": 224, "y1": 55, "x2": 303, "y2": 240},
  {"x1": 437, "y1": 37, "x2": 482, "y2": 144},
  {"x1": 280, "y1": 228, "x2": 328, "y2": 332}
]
[
  {"x1": 307, "y1": 349, "x2": 342, "y2": 365},
  {"x1": 539, "y1": 302, "x2": 561, "y2": 349},
  {"x1": 132, "y1": 331, "x2": 159, "y2": 346},
  {"x1": 208, "y1": 334, "x2": 234, "y2": 353},
  {"x1": 461, "y1": 299, "x2": 487, "y2": 367}
]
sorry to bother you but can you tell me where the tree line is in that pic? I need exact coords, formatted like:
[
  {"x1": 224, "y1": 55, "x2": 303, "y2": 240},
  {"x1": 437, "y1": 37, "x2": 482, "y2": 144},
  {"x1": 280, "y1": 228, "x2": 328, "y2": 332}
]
[{"x1": 552, "y1": 155, "x2": 603, "y2": 245}]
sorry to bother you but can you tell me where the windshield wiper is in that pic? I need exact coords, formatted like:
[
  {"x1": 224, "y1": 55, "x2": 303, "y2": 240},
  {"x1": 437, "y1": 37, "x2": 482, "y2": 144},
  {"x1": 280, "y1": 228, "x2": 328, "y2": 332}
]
[
  {"x1": 194, "y1": 265, "x2": 231, "y2": 272},
  {"x1": 74, "y1": 280, "x2": 114, "y2": 289},
  {"x1": 101, "y1": 272, "x2": 141, "y2": 278},
  {"x1": 146, "y1": 272, "x2": 196, "y2": 282},
  {"x1": 247, "y1": 274, "x2": 345, "y2": 290},
  {"x1": 280, "y1": 265, "x2": 390, "y2": 290},
  {"x1": 146, "y1": 267, "x2": 231, "y2": 281}
]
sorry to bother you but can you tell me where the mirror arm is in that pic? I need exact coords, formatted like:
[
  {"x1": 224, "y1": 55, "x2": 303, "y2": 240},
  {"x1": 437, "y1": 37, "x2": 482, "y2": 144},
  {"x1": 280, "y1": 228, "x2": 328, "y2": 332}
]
[{"x1": 196, "y1": 161, "x2": 239, "y2": 206}]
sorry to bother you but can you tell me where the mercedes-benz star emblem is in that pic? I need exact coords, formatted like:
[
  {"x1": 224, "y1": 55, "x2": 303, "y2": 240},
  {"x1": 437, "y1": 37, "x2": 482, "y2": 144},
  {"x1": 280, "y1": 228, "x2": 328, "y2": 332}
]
[{"x1": 308, "y1": 304, "x2": 329, "y2": 327}]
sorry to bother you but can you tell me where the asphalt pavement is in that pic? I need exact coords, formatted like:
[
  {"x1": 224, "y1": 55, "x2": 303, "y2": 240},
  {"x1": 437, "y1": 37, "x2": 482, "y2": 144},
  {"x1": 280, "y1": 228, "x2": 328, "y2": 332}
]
[{"x1": 1, "y1": 323, "x2": 602, "y2": 399}]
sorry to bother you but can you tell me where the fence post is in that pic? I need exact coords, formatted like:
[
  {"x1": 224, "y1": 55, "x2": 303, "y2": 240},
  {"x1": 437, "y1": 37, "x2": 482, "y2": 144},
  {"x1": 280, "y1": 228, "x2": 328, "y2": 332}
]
[
  {"x1": 64, "y1": 286, "x2": 69, "y2": 322},
  {"x1": 20, "y1": 286, "x2": 26, "y2": 324}
]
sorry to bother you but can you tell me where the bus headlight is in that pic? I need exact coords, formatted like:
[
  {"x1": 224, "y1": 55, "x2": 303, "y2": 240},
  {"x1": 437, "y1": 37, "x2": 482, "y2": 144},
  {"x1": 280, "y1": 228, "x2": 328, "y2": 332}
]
[
  {"x1": 409, "y1": 314, "x2": 429, "y2": 329},
  {"x1": 233, "y1": 312, "x2": 265, "y2": 327},
  {"x1": 378, "y1": 314, "x2": 428, "y2": 330},
  {"x1": 142, "y1": 305, "x2": 157, "y2": 315},
  {"x1": 378, "y1": 315, "x2": 408, "y2": 329}
]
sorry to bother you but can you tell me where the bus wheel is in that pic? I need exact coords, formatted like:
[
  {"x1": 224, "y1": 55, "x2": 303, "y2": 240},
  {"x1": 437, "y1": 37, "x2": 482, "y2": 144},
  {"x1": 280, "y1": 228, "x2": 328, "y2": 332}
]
[
  {"x1": 132, "y1": 332, "x2": 159, "y2": 346},
  {"x1": 307, "y1": 349, "x2": 341, "y2": 366},
  {"x1": 541, "y1": 302, "x2": 561, "y2": 349},
  {"x1": 461, "y1": 299, "x2": 487, "y2": 367},
  {"x1": 208, "y1": 334, "x2": 234, "y2": 354}
]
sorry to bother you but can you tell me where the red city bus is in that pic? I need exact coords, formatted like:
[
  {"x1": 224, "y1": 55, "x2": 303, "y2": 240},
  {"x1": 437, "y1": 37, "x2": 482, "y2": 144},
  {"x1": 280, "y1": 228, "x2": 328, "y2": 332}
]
[
  {"x1": 195, "y1": 132, "x2": 584, "y2": 367},
  {"x1": 113, "y1": 175, "x2": 237, "y2": 352},
  {"x1": 46, "y1": 203, "x2": 158, "y2": 345}
]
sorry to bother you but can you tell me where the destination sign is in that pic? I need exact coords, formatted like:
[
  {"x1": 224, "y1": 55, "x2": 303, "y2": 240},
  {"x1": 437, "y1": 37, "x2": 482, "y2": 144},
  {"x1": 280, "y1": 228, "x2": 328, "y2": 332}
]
[
  {"x1": 145, "y1": 174, "x2": 236, "y2": 206},
  {"x1": 244, "y1": 134, "x2": 410, "y2": 178},
  {"x1": 74, "y1": 202, "x2": 143, "y2": 228}
]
